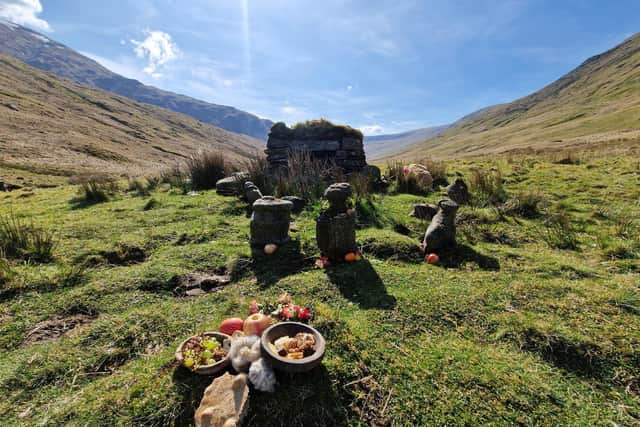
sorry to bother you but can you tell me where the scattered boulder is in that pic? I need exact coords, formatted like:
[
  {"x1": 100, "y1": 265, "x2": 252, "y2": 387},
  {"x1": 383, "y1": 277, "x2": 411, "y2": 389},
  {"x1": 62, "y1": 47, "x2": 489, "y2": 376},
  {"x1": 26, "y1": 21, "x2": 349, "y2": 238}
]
[
  {"x1": 405, "y1": 164, "x2": 433, "y2": 188},
  {"x1": 195, "y1": 373, "x2": 249, "y2": 427},
  {"x1": 281, "y1": 196, "x2": 307, "y2": 213},
  {"x1": 410, "y1": 203, "x2": 438, "y2": 220},
  {"x1": 216, "y1": 172, "x2": 249, "y2": 197},
  {"x1": 446, "y1": 178, "x2": 469, "y2": 204},
  {"x1": 250, "y1": 196, "x2": 293, "y2": 246},
  {"x1": 176, "y1": 272, "x2": 232, "y2": 297},
  {"x1": 423, "y1": 199, "x2": 459, "y2": 253},
  {"x1": 244, "y1": 181, "x2": 263, "y2": 204},
  {"x1": 0, "y1": 181, "x2": 22, "y2": 192}
]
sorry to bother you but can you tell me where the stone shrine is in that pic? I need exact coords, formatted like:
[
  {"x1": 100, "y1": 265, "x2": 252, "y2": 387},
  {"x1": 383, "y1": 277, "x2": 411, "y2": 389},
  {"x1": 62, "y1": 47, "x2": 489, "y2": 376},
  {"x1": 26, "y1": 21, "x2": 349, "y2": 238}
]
[{"x1": 266, "y1": 120, "x2": 367, "y2": 173}]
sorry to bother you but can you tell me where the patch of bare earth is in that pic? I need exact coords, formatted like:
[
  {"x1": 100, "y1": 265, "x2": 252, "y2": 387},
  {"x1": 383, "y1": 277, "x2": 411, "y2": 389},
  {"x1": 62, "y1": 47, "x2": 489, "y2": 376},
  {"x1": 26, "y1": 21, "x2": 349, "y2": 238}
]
[{"x1": 24, "y1": 314, "x2": 97, "y2": 344}]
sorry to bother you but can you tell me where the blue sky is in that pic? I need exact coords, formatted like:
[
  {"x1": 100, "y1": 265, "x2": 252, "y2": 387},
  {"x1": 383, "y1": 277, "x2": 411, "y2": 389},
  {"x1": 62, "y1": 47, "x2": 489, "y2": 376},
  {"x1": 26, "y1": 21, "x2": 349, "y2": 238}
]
[{"x1": 1, "y1": 0, "x2": 639, "y2": 134}]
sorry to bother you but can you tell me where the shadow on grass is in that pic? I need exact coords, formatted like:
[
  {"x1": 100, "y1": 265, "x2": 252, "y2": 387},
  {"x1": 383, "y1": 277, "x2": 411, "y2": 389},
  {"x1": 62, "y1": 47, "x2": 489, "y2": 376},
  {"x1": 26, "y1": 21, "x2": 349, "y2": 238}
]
[
  {"x1": 245, "y1": 365, "x2": 349, "y2": 426},
  {"x1": 438, "y1": 244, "x2": 500, "y2": 271},
  {"x1": 324, "y1": 259, "x2": 396, "y2": 309},
  {"x1": 249, "y1": 239, "x2": 315, "y2": 287},
  {"x1": 171, "y1": 365, "x2": 214, "y2": 426},
  {"x1": 68, "y1": 196, "x2": 107, "y2": 210}
]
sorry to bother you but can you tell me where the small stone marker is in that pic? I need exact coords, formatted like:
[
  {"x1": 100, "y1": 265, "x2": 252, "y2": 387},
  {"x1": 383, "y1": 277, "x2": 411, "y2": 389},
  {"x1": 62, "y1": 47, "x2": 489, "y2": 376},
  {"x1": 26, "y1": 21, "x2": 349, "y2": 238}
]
[
  {"x1": 316, "y1": 183, "x2": 357, "y2": 260},
  {"x1": 250, "y1": 196, "x2": 293, "y2": 246},
  {"x1": 446, "y1": 178, "x2": 469, "y2": 204},
  {"x1": 423, "y1": 199, "x2": 459, "y2": 252},
  {"x1": 244, "y1": 181, "x2": 263, "y2": 204}
]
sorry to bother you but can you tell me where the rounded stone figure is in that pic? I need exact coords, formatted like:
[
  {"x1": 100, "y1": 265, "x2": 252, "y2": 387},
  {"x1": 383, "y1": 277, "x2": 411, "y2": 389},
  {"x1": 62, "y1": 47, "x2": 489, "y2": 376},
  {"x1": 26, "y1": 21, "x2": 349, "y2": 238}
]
[
  {"x1": 195, "y1": 373, "x2": 249, "y2": 427},
  {"x1": 250, "y1": 197, "x2": 293, "y2": 246},
  {"x1": 244, "y1": 181, "x2": 263, "y2": 204},
  {"x1": 423, "y1": 199, "x2": 459, "y2": 253},
  {"x1": 316, "y1": 183, "x2": 357, "y2": 260},
  {"x1": 446, "y1": 178, "x2": 469, "y2": 205}
]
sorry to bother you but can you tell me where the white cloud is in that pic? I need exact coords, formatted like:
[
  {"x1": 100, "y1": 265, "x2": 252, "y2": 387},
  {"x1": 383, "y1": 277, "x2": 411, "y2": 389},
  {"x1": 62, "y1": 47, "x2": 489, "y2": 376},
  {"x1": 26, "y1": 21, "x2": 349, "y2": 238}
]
[
  {"x1": 80, "y1": 51, "x2": 152, "y2": 84},
  {"x1": 359, "y1": 125, "x2": 385, "y2": 136},
  {"x1": 347, "y1": 85, "x2": 353, "y2": 91},
  {"x1": 131, "y1": 30, "x2": 179, "y2": 76},
  {"x1": 0, "y1": 0, "x2": 49, "y2": 31}
]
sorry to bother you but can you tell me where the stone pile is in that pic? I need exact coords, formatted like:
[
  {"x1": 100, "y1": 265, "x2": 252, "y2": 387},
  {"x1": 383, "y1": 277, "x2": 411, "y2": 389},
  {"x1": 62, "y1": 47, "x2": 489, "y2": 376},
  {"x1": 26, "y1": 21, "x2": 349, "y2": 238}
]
[{"x1": 266, "y1": 121, "x2": 367, "y2": 173}]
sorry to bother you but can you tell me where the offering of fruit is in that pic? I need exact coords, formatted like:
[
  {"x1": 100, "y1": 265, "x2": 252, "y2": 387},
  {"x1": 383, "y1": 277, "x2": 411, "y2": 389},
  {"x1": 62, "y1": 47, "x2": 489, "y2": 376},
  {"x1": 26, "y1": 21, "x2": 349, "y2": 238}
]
[
  {"x1": 315, "y1": 256, "x2": 330, "y2": 268},
  {"x1": 181, "y1": 334, "x2": 227, "y2": 370},
  {"x1": 219, "y1": 317, "x2": 244, "y2": 335},
  {"x1": 269, "y1": 333, "x2": 317, "y2": 359},
  {"x1": 344, "y1": 252, "x2": 357, "y2": 262},
  {"x1": 264, "y1": 244, "x2": 277, "y2": 254},
  {"x1": 243, "y1": 313, "x2": 271, "y2": 336},
  {"x1": 425, "y1": 253, "x2": 439, "y2": 264}
]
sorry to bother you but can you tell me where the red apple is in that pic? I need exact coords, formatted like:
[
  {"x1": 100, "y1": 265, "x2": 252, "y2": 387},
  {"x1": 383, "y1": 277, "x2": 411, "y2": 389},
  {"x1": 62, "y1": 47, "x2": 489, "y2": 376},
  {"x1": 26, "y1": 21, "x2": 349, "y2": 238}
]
[
  {"x1": 243, "y1": 313, "x2": 271, "y2": 336},
  {"x1": 219, "y1": 317, "x2": 244, "y2": 335},
  {"x1": 426, "y1": 253, "x2": 440, "y2": 265}
]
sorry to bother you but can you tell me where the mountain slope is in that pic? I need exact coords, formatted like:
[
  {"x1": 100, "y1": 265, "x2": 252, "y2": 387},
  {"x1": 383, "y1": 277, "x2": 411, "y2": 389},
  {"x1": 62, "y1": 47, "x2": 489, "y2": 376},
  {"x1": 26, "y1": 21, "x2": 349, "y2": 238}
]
[
  {"x1": 0, "y1": 19, "x2": 273, "y2": 140},
  {"x1": 393, "y1": 33, "x2": 640, "y2": 159},
  {"x1": 0, "y1": 55, "x2": 263, "y2": 176},
  {"x1": 364, "y1": 125, "x2": 450, "y2": 160}
]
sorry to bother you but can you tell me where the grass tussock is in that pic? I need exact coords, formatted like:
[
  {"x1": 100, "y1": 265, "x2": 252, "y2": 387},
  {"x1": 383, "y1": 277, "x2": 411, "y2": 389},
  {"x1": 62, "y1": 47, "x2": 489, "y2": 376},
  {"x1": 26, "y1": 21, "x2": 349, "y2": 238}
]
[
  {"x1": 385, "y1": 161, "x2": 432, "y2": 195},
  {"x1": 0, "y1": 255, "x2": 14, "y2": 284},
  {"x1": 469, "y1": 167, "x2": 508, "y2": 206},
  {"x1": 538, "y1": 208, "x2": 579, "y2": 250},
  {"x1": 272, "y1": 150, "x2": 338, "y2": 201},
  {"x1": 70, "y1": 174, "x2": 119, "y2": 204},
  {"x1": 502, "y1": 190, "x2": 549, "y2": 218},
  {"x1": 0, "y1": 213, "x2": 56, "y2": 262},
  {"x1": 185, "y1": 151, "x2": 233, "y2": 190},
  {"x1": 417, "y1": 158, "x2": 448, "y2": 183},
  {"x1": 243, "y1": 154, "x2": 273, "y2": 195}
]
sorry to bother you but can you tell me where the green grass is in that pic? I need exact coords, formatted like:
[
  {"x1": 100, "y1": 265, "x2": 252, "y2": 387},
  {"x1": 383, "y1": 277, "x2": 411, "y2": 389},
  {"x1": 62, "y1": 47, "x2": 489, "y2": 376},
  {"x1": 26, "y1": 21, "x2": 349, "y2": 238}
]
[{"x1": 0, "y1": 155, "x2": 638, "y2": 426}]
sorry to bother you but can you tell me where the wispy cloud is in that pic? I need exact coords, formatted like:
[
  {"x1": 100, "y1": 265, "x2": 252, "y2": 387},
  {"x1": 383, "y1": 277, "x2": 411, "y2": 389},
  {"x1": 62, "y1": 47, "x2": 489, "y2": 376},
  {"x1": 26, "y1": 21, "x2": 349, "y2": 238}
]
[
  {"x1": 131, "y1": 30, "x2": 179, "y2": 77},
  {"x1": 359, "y1": 125, "x2": 385, "y2": 136},
  {"x1": 0, "y1": 0, "x2": 49, "y2": 31}
]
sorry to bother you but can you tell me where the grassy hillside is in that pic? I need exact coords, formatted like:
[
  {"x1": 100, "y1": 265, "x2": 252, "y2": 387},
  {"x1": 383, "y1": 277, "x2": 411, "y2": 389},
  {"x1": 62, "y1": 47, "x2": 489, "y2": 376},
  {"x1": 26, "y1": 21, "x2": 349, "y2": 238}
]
[
  {"x1": 365, "y1": 125, "x2": 450, "y2": 160},
  {"x1": 0, "y1": 55, "x2": 263, "y2": 183},
  {"x1": 0, "y1": 153, "x2": 638, "y2": 425},
  {"x1": 0, "y1": 20, "x2": 273, "y2": 140},
  {"x1": 393, "y1": 33, "x2": 640, "y2": 159}
]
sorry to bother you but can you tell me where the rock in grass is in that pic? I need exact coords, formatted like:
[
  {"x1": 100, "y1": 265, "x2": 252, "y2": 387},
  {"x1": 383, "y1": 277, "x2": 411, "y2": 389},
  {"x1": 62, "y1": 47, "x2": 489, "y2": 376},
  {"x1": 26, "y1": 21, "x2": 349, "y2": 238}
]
[
  {"x1": 281, "y1": 196, "x2": 307, "y2": 213},
  {"x1": 244, "y1": 181, "x2": 263, "y2": 204},
  {"x1": 195, "y1": 373, "x2": 249, "y2": 427},
  {"x1": 423, "y1": 199, "x2": 459, "y2": 252},
  {"x1": 216, "y1": 173, "x2": 249, "y2": 197},
  {"x1": 446, "y1": 178, "x2": 469, "y2": 204},
  {"x1": 250, "y1": 196, "x2": 293, "y2": 246},
  {"x1": 410, "y1": 203, "x2": 438, "y2": 220}
]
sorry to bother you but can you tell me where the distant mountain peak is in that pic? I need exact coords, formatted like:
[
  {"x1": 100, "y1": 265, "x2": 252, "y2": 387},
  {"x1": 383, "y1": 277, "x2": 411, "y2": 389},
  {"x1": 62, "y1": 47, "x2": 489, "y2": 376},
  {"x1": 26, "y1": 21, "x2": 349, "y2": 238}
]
[{"x1": 0, "y1": 21, "x2": 273, "y2": 140}]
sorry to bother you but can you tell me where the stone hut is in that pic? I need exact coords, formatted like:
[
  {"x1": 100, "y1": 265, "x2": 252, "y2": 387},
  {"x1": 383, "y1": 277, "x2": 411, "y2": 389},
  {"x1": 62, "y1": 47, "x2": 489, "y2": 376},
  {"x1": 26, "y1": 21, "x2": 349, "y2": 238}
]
[{"x1": 266, "y1": 120, "x2": 367, "y2": 173}]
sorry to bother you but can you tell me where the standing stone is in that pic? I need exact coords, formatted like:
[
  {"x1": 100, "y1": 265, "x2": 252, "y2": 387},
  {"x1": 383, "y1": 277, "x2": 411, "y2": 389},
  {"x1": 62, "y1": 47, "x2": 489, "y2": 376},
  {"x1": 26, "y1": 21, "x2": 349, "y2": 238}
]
[
  {"x1": 423, "y1": 199, "x2": 459, "y2": 252},
  {"x1": 410, "y1": 203, "x2": 438, "y2": 220},
  {"x1": 316, "y1": 183, "x2": 357, "y2": 260},
  {"x1": 250, "y1": 196, "x2": 293, "y2": 246},
  {"x1": 446, "y1": 178, "x2": 469, "y2": 204},
  {"x1": 244, "y1": 181, "x2": 263, "y2": 204}
]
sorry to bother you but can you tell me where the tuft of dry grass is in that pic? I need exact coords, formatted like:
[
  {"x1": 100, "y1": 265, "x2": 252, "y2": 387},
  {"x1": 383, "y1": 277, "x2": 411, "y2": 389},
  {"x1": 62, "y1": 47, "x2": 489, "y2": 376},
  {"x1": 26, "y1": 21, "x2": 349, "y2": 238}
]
[
  {"x1": 69, "y1": 174, "x2": 119, "y2": 204},
  {"x1": 0, "y1": 213, "x2": 56, "y2": 262},
  {"x1": 185, "y1": 151, "x2": 233, "y2": 190},
  {"x1": 469, "y1": 168, "x2": 507, "y2": 206}
]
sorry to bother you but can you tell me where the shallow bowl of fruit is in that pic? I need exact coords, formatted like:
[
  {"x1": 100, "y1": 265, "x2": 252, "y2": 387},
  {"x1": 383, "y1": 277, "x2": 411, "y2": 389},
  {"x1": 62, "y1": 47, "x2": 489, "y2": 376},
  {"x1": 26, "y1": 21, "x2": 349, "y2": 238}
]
[
  {"x1": 260, "y1": 322, "x2": 325, "y2": 373},
  {"x1": 175, "y1": 331, "x2": 230, "y2": 375}
]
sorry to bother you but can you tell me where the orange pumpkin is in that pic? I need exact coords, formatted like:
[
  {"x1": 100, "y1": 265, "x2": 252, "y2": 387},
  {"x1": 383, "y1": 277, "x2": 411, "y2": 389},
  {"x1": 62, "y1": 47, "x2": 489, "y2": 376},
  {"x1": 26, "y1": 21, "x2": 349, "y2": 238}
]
[{"x1": 344, "y1": 252, "x2": 357, "y2": 262}]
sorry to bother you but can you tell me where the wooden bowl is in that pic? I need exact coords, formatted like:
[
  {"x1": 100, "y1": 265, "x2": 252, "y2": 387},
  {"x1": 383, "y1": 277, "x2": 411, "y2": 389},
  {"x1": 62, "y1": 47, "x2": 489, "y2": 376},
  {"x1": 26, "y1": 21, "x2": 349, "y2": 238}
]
[
  {"x1": 260, "y1": 322, "x2": 326, "y2": 373},
  {"x1": 175, "y1": 331, "x2": 230, "y2": 376}
]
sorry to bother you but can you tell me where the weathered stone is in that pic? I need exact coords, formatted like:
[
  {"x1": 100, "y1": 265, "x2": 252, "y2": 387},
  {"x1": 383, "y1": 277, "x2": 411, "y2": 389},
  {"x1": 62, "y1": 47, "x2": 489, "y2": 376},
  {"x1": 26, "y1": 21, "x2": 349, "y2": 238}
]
[
  {"x1": 324, "y1": 182, "x2": 352, "y2": 213},
  {"x1": 362, "y1": 165, "x2": 382, "y2": 181},
  {"x1": 342, "y1": 137, "x2": 362, "y2": 151},
  {"x1": 316, "y1": 183, "x2": 357, "y2": 260},
  {"x1": 423, "y1": 199, "x2": 458, "y2": 252},
  {"x1": 266, "y1": 121, "x2": 367, "y2": 173},
  {"x1": 216, "y1": 173, "x2": 249, "y2": 197},
  {"x1": 406, "y1": 164, "x2": 434, "y2": 188},
  {"x1": 446, "y1": 178, "x2": 469, "y2": 204},
  {"x1": 250, "y1": 196, "x2": 293, "y2": 246},
  {"x1": 411, "y1": 203, "x2": 438, "y2": 220},
  {"x1": 281, "y1": 196, "x2": 307, "y2": 213},
  {"x1": 195, "y1": 373, "x2": 249, "y2": 427},
  {"x1": 244, "y1": 181, "x2": 263, "y2": 204}
]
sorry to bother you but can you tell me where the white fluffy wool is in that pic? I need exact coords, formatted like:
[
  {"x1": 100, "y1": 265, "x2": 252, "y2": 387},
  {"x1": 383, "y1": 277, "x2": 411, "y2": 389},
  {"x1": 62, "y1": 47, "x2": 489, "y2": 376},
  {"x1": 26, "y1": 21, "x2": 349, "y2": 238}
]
[
  {"x1": 248, "y1": 357, "x2": 276, "y2": 393},
  {"x1": 228, "y1": 334, "x2": 260, "y2": 373}
]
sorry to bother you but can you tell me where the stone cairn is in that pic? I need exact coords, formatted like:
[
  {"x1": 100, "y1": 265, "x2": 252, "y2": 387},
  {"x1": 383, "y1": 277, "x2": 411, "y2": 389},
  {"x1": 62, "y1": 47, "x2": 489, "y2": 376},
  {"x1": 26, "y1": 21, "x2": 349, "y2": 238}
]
[
  {"x1": 316, "y1": 183, "x2": 357, "y2": 260},
  {"x1": 266, "y1": 121, "x2": 367, "y2": 174},
  {"x1": 250, "y1": 196, "x2": 293, "y2": 246},
  {"x1": 423, "y1": 199, "x2": 459, "y2": 253}
]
